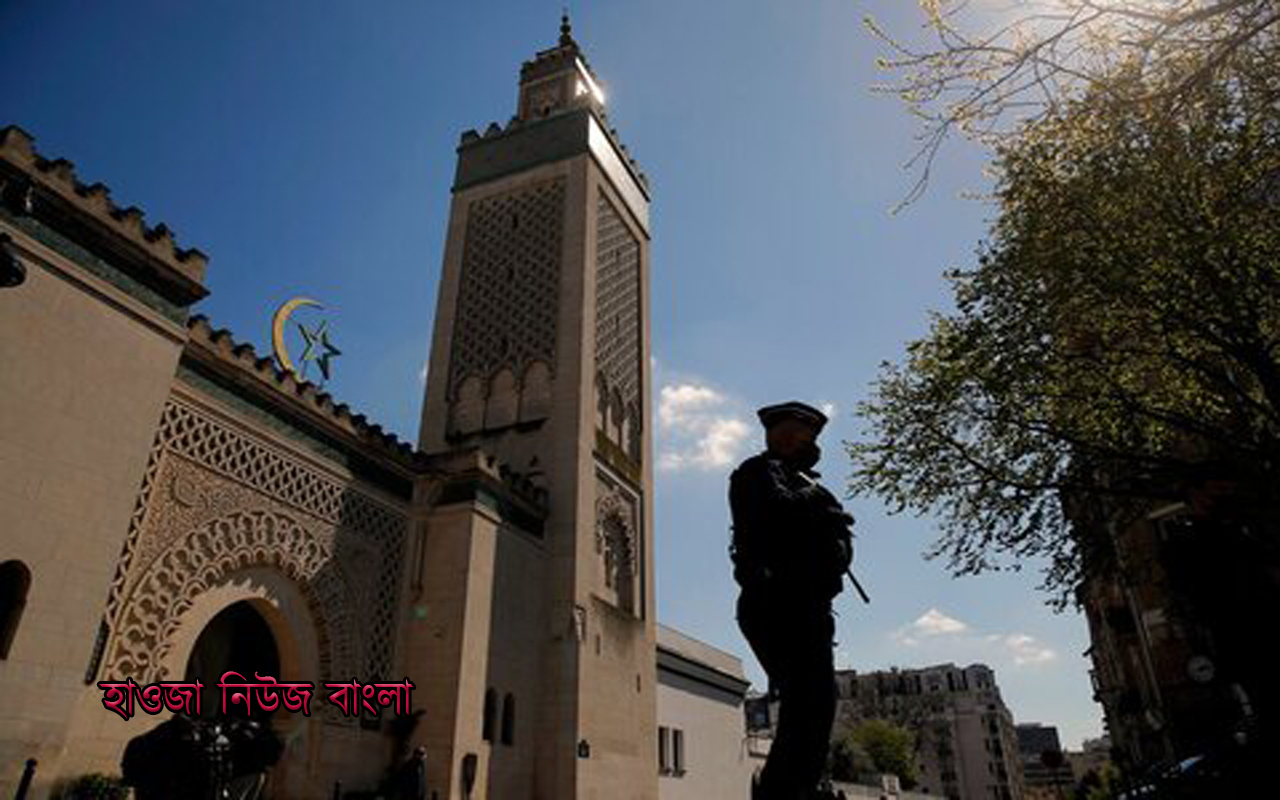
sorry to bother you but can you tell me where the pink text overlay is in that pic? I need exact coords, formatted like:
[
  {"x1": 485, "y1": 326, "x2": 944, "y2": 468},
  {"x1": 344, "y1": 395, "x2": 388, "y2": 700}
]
[{"x1": 98, "y1": 672, "x2": 416, "y2": 721}]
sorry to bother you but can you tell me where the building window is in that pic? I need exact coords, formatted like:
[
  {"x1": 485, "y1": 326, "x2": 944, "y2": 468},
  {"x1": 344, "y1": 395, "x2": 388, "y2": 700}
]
[
  {"x1": 0, "y1": 560, "x2": 31, "y2": 659},
  {"x1": 501, "y1": 693, "x2": 515, "y2": 745},
  {"x1": 658, "y1": 726, "x2": 670, "y2": 774},
  {"x1": 657, "y1": 726, "x2": 686, "y2": 776},
  {"x1": 672, "y1": 728, "x2": 685, "y2": 776},
  {"x1": 482, "y1": 688, "x2": 497, "y2": 742},
  {"x1": 84, "y1": 618, "x2": 108, "y2": 684}
]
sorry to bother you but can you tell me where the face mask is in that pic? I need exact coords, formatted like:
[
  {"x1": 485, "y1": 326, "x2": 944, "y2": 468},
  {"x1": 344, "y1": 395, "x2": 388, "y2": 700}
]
[{"x1": 795, "y1": 441, "x2": 821, "y2": 470}]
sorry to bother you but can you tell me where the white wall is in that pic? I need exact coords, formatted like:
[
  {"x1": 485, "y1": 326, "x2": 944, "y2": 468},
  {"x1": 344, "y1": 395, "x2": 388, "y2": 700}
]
[
  {"x1": 656, "y1": 626, "x2": 755, "y2": 800},
  {"x1": 657, "y1": 672, "x2": 755, "y2": 800}
]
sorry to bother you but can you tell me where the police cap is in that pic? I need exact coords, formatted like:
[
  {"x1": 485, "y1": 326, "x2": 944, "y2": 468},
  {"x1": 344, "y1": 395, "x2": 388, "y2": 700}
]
[{"x1": 756, "y1": 401, "x2": 828, "y2": 434}]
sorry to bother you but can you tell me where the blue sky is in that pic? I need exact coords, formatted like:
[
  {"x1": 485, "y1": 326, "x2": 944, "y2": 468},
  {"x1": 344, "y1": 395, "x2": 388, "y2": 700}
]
[{"x1": 2, "y1": 1, "x2": 1102, "y2": 747}]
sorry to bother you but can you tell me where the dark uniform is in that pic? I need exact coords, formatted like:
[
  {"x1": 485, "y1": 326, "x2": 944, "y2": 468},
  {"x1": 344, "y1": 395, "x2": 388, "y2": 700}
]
[
  {"x1": 730, "y1": 403, "x2": 853, "y2": 800},
  {"x1": 395, "y1": 747, "x2": 428, "y2": 800}
]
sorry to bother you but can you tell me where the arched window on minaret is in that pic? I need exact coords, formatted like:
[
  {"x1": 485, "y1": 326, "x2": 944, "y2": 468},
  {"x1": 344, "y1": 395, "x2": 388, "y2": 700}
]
[
  {"x1": 501, "y1": 693, "x2": 516, "y2": 745},
  {"x1": 482, "y1": 688, "x2": 497, "y2": 742},
  {"x1": 599, "y1": 514, "x2": 636, "y2": 615},
  {"x1": 0, "y1": 560, "x2": 31, "y2": 659},
  {"x1": 595, "y1": 373, "x2": 609, "y2": 431},
  {"x1": 609, "y1": 388, "x2": 625, "y2": 448},
  {"x1": 626, "y1": 401, "x2": 642, "y2": 462}
]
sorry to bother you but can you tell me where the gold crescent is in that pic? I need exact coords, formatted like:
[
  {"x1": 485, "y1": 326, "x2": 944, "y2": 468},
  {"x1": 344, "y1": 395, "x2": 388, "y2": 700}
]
[{"x1": 271, "y1": 297, "x2": 323, "y2": 374}]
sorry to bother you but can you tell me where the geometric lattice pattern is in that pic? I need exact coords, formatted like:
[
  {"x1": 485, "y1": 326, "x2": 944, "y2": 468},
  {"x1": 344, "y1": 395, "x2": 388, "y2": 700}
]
[
  {"x1": 595, "y1": 191, "x2": 642, "y2": 459},
  {"x1": 96, "y1": 398, "x2": 407, "y2": 699},
  {"x1": 160, "y1": 402, "x2": 358, "y2": 521},
  {"x1": 448, "y1": 178, "x2": 566, "y2": 398}
]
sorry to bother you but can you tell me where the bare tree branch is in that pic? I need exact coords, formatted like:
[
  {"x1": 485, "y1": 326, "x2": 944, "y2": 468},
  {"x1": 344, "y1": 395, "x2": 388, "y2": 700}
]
[{"x1": 868, "y1": 0, "x2": 1280, "y2": 206}]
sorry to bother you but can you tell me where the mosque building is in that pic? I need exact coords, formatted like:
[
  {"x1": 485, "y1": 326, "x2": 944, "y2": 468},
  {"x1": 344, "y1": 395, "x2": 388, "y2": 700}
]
[{"x1": 0, "y1": 18, "x2": 738, "y2": 799}]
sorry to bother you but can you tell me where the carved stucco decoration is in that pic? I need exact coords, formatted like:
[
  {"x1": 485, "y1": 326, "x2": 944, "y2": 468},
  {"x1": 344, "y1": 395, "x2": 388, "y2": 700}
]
[
  {"x1": 595, "y1": 191, "x2": 642, "y2": 461},
  {"x1": 594, "y1": 475, "x2": 638, "y2": 614},
  {"x1": 98, "y1": 398, "x2": 407, "y2": 719},
  {"x1": 109, "y1": 504, "x2": 340, "y2": 679}
]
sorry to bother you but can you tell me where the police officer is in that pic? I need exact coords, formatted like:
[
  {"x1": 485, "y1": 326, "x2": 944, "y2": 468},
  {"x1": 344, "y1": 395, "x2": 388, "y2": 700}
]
[
  {"x1": 395, "y1": 746, "x2": 428, "y2": 800},
  {"x1": 730, "y1": 401, "x2": 853, "y2": 800}
]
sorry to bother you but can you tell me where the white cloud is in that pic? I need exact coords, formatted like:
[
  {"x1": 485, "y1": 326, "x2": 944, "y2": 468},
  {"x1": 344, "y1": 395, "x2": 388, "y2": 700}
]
[
  {"x1": 914, "y1": 608, "x2": 970, "y2": 636},
  {"x1": 657, "y1": 382, "x2": 752, "y2": 471},
  {"x1": 698, "y1": 417, "x2": 752, "y2": 467},
  {"x1": 1002, "y1": 634, "x2": 1057, "y2": 666},
  {"x1": 820, "y1": 401, "x2": 837, "y2": 418},
  {"x1": 419, "y1": 361, "x2": 429, "y2": 384},
  {"x1": 892, "y1": 607, "x2": 970, "y2": 646},
  {"x1": 660, "y1": 384, "x2": 724, "y2": 429},
  {"x1": 890, "y1": 611, "x2": 1057, "y2": 669}
]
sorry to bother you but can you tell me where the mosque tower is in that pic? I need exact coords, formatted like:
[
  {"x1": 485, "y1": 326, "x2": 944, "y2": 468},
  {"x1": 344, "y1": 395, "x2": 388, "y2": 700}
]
[{"x1": 414, "y1": 16, "x2": 656, "y2": 798}]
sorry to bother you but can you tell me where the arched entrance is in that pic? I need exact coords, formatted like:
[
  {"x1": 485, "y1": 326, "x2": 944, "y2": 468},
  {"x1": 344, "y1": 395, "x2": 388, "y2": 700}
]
[
  {"x1": 162, "y1": 572, "x2": 322, "y2": 796},
  {"x1": 185, "y1": 600, "x2": 281, "y2": 719},
  {"x1": 120, "y1": 601, "x2": 288, "y2": 799}
]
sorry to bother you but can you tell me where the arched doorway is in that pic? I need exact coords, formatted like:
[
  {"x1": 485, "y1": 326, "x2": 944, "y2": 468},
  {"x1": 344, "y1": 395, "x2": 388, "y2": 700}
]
[
  {"x1": 121, "y1": 601, "x2": 287, "y2": 798},
  {"x1": 185, "y1": 600, "x2": 281, "y2": 719},
  {"x1": 0, "y1": 560, "x2": 31, "y2": 659},
  {"x1": 163, "y1": 576, "x2": 319, "y2": 797}
]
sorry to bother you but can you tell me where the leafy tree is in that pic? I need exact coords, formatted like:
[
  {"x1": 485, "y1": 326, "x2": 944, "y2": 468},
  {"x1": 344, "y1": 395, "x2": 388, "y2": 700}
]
[
  {"x1": 867, "y1": 0, "x2": 1280, "y2": 205},
  {"x1": 848, "y1": 56, "x2": 1280, "y2": 603},
  {"x1": 839, "y1": 719, "x2": 918, "y2": 788},
  {"x1": 1075, "y1": 762, "x2": 1121, "y2": 800},
  {"x1": 828, "y1": 734, "x2": 875, "y2": 783}
]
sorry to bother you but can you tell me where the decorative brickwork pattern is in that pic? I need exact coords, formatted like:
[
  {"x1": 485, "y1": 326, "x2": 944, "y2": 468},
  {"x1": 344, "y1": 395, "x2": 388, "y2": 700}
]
[
  {"x1": 96, "y1": 399, "x2": 407, "y2": 702},
  {"x1": 448, "y1": 179, "x2": 565, "y2": 399},
  {"x1": 594, "y1": 192, "x2": 642, "y2": 461}
]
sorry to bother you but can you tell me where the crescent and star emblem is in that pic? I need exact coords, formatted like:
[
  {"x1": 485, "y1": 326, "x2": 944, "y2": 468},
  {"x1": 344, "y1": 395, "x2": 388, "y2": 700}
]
[{"x1": 272, "y1": 297, "x2": 342, "y2": 382}]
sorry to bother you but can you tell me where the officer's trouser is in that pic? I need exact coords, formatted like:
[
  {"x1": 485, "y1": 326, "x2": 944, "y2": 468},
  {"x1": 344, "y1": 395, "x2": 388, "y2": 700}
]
[{"x1": 737, "y1": 590, "x2": 836, "y2": 800}]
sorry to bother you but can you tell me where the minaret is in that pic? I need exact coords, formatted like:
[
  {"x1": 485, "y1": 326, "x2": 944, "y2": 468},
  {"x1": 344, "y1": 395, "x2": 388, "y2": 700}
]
[{"x1": 416, "y1": 16, "x2": 655, "y2": 799}]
